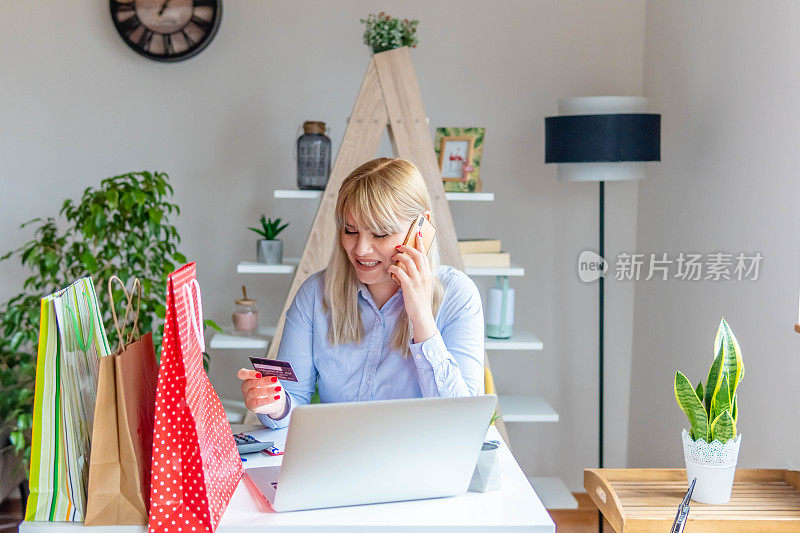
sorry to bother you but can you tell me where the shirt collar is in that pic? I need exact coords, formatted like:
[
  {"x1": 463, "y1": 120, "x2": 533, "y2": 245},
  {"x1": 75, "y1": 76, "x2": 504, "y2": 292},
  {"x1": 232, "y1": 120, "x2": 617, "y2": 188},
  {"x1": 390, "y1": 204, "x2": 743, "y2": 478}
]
[
  {"x1": 356, "y1": 280, "x2": 370, "y2": 298},
  {"x1": 357, "y1": 280, "x2": 403, "y2": 308}
]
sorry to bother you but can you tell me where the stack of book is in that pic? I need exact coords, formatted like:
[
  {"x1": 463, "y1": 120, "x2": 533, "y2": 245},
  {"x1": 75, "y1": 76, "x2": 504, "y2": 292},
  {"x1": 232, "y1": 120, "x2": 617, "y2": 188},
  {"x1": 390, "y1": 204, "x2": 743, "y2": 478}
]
[{"x1": 458, "y1": 239, "x2": 510, "y2": 268}]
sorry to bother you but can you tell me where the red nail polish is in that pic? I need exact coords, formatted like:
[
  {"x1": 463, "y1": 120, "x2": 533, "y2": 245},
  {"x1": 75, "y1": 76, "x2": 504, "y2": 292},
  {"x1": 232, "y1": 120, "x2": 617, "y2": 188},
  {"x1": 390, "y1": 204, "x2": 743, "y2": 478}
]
[
  {"x1": 274, "y1": 395, "x2": 281, "y2": 400},
  {"x1": 255, "y1": 372, "x2": 262, "y2": 379},
  {"x1": 271, "y1": 376, "x2": 277, "y2": 383},
  {"x1": 418, "y1": 230, "x2": 422, "y2": 237},
  {"x1": 274, "y1": 386, "x2": 282, "y2": 392}
]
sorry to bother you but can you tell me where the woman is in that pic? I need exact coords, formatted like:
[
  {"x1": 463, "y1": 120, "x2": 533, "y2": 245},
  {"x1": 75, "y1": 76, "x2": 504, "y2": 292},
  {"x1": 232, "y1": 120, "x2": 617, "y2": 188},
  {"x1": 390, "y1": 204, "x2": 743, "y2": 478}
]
[{"x1": 238, "y1": 157, "x2": 485, "y2": 428}]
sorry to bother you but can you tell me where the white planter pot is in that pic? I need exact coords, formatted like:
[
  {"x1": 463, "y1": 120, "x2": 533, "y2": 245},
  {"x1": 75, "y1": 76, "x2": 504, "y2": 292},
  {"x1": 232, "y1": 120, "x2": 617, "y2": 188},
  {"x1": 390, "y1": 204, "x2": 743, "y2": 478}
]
[
  {"x1": 682, "y1": 428, "x2": 741, "y2": 504},
  {"x1": 468, "y1": 441, "x2": 502, "y2": 492}
]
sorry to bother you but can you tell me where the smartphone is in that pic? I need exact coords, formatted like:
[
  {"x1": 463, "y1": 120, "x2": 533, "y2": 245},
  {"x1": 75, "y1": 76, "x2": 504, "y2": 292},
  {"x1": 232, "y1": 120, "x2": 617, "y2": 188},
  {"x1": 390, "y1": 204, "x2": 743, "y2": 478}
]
[{"x1": 391, "y1": 214, "x2": 438, "y2": 284}]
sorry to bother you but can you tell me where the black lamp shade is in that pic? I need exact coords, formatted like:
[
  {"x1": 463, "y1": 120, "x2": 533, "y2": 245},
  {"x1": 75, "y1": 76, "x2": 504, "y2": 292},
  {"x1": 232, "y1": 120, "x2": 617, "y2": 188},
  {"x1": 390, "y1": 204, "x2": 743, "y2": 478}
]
[{"x1": 545, "y1": 114, "x2": 661, "y2": 163}]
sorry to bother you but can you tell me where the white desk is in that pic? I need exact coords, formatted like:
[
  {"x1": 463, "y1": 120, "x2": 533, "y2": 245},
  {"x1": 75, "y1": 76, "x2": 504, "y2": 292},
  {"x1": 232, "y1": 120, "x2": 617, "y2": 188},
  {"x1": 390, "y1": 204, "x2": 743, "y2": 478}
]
[{"x1": 20, "y1": 425, "x2": 554, "y2": 532}]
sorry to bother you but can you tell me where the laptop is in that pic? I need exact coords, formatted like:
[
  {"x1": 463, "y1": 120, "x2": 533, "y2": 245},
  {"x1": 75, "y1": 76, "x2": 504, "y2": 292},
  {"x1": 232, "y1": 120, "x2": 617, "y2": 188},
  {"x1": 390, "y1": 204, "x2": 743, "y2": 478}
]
[{"x1": 245, "y1": 394, "x2": 497, "y2": 512}]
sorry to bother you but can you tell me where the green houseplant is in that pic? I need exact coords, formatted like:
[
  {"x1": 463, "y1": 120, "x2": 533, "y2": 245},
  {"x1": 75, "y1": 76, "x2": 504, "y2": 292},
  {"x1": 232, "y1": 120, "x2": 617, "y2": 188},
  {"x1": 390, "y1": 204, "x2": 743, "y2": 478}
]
[
  {"x1": 0, "y1": 171, "x2": 197, "y2": 476},
  {"x1": 250, "y1": 215, "x2": 289, "y2": 265},
  {"x1": 360, "y1": 12, "x2": 419, "y2": 54},
  {"x1": 674, "y1": 317, "x2": 744, "y2": 503}
]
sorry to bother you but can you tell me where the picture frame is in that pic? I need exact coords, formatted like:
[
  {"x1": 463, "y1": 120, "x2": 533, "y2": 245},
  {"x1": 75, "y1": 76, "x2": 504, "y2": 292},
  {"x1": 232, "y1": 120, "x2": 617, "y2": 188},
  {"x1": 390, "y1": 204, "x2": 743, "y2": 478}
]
[
  {"x1": 439, "y1": 136, "x2": 474, "y2": 181},
  {"x1": 434, "y1": 127, "x2": 485, "y2": 192}
]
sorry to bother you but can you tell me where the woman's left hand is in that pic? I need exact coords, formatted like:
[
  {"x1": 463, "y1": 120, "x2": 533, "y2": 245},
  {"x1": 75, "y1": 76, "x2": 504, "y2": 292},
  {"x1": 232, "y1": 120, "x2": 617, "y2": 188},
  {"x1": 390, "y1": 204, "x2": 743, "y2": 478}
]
[{"x1": 388, "y1": 236, "x2": 438, "y2": 343}]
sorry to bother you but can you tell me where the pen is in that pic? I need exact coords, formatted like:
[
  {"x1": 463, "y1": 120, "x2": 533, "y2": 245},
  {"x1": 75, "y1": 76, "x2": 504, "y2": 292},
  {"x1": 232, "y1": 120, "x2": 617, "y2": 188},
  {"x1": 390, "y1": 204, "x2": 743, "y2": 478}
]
[{"x1": 671, "y1": 478, "x2": 696, "y2": 533}]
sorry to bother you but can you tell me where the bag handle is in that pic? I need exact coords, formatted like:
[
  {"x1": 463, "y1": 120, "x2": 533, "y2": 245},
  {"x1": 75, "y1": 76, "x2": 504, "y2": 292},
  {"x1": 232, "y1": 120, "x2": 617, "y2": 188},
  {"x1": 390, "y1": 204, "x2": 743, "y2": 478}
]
[
  {"x1": 107, "y1": 276, "x2": 142, "y2": 353},
  {"x1": 66, "y1": 289, "x2": 95, "y2": 352},
  {"x1": 182, "y1": 279, "x2": 205, "y2": 352}
]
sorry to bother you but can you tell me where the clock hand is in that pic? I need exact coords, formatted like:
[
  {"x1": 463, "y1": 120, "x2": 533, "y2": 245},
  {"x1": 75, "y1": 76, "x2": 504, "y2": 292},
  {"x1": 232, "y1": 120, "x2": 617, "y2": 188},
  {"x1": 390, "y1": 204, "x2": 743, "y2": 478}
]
[{"x1": 158, "y1": 0, "x2": 170, "y2": 16}]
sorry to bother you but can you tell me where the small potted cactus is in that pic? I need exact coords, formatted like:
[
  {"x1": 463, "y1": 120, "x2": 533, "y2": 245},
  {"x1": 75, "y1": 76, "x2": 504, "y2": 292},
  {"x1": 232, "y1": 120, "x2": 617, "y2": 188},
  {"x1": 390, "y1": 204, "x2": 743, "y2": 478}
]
[
  {"x1": 250, "y1": 215, "x2": 289, "y2": 264},
  {"x1": 674, "y1": 318, "x2": 744, "y2": 504}
]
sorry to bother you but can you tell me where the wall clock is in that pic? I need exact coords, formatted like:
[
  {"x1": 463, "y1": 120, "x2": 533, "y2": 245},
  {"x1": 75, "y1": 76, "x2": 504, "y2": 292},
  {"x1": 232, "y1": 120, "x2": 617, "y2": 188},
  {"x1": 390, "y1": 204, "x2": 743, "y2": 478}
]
[{"x1": 110, "y1": 0, "x2": 222, "y2": 62}]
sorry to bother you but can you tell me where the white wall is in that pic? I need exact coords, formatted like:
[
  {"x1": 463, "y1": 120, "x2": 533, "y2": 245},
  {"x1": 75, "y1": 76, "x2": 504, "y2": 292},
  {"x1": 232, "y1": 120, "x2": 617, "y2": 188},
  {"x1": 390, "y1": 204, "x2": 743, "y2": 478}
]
[
  {"x1": 0, "y1": 0, "x2": 646, "y2": 490},
  {"x1": 628, "y1": 2, "x2": 800, "y2": 468}
]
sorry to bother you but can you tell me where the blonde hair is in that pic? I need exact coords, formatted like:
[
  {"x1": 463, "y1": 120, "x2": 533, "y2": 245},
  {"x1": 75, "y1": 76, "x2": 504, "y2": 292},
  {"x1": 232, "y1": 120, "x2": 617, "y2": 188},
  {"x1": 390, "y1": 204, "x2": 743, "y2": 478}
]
[{"x1": 322, "y1": 158, "x2": 445, "y2": 355}]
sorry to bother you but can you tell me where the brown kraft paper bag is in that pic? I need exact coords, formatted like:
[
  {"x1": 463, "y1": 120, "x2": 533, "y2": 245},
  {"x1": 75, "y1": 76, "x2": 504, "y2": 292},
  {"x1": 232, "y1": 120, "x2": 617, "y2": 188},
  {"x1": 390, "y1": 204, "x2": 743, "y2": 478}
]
[{"x1": 85, "y1": 277, "x2": 157, "y2": 525}]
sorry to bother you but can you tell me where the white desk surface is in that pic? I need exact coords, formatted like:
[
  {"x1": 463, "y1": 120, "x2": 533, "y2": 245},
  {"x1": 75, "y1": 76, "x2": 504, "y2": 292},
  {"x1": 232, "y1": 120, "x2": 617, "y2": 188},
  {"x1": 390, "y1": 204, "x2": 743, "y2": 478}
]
[{"x1": 20, "y1": 425, "x2": 554, "y2": 532}]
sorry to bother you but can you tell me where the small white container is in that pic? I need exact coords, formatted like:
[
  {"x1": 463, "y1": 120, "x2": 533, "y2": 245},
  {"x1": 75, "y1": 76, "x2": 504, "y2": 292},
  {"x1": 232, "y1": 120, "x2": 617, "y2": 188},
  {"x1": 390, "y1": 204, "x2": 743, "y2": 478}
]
[
  {"x1": 486, "y1": 278, "x2": 514, "y2": 339},
  {"x1": 682, "y1": 429, "x2": 741, "y2": 504},
  {"x1": 469, "y1": 441, "x2": 502, "y2": 492}
]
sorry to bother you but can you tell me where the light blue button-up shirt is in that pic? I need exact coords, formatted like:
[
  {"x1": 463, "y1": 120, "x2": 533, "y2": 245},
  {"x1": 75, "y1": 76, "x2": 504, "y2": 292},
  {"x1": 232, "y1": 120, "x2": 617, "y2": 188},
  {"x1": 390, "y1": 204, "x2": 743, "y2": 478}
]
[{"x1": 258, "y1": 265, "x2": 485, "y2": 429}]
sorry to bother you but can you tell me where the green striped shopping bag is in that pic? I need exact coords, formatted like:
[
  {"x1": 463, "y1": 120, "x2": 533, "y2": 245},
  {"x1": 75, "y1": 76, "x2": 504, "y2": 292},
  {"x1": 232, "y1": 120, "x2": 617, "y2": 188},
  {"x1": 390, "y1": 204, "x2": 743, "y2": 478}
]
[{"x1": 25, "y1": 277, "x2": 110, "y2": 522}]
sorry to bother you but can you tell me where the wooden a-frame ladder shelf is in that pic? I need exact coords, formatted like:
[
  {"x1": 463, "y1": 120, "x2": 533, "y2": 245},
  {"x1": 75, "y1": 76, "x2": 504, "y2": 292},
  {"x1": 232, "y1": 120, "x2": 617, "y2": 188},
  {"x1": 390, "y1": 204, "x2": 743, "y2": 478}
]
[{"x1": 211, "y1": 47, "x2": 575, "y2": 509}]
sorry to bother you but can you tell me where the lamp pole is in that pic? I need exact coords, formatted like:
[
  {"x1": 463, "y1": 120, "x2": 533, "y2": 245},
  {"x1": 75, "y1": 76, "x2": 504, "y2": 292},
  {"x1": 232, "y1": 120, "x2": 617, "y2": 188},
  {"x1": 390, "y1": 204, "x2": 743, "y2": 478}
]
[
  {"x1": 598, "y1": 181, "x2": 605, "y2": 470},
  {"x1": 598, "y1": 181, "x2": 605, "y2": 532}
]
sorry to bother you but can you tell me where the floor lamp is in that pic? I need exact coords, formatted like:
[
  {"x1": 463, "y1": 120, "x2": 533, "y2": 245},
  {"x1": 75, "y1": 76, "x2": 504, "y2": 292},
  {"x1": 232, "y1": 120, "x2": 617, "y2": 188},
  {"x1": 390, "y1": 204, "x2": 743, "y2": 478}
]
[{"x1": 544, "y1": 96, "x2": 661, "y2": 488}]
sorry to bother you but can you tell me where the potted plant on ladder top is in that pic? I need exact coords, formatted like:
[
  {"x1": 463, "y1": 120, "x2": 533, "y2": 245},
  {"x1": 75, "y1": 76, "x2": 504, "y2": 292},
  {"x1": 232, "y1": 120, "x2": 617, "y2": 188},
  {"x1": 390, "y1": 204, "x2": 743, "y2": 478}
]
[{"x1": 674, "y1": 317, "x2": 744, "y2": 504}]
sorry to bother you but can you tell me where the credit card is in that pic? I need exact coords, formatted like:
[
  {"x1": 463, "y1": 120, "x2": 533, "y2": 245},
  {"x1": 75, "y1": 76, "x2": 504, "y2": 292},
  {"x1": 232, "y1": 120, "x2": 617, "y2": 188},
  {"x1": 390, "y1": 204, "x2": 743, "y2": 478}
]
[{"x1": 249, "y1": 357, "x2": 299, "y2": 382}]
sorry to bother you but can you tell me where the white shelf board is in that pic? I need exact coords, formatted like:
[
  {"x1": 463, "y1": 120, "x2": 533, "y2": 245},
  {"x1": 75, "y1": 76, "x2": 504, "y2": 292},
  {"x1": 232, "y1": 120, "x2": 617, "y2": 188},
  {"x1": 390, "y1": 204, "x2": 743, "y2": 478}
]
[
  {"x1": 527, "y1": 477, "x2": 578, "y2": 509},
  {"x1": 465, "y1": 265, "x2": 525, "y2": 277},
  {"x1": 274, "y1": 189, "x2": 323, "y2": 199},
  {"x1": 498, "y1": 396, "x2": 559, "y2": 423},
  {"x1": 443, "y1": 192, "x2": 494, "y2": 201},
  {"x1": 485, "y1": 331, "x2": 543, "y2": 351},
  {"x1": 237, "y1": 258, "x2": 299, "y2": 274},
  {"x1": 209, "y1": 326, "x2": 276, "y2": 350},
  {"x1": 237, "y1": 259, "x2": 523, "y2": 277},
  {"x1": 274, "y1": 189, "x2": 494, "y2": 201},
  {"x1": 212, "y1": 323, "x2": 542, "y2": 353}
]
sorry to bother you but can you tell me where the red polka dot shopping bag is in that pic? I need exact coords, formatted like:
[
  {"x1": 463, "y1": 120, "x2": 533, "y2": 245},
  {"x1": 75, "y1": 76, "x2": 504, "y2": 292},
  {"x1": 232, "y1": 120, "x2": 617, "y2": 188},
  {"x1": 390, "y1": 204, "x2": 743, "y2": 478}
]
[{"x1": 149, "y1": 263, "x2": 242, "y2": 533}]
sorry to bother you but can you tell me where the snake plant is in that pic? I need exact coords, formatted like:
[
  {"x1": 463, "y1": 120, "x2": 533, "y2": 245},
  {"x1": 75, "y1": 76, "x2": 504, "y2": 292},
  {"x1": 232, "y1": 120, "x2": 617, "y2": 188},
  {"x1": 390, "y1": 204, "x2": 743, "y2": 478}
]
[{"x1": 674, "y1": 318, "x2": 744, "y2": 444}]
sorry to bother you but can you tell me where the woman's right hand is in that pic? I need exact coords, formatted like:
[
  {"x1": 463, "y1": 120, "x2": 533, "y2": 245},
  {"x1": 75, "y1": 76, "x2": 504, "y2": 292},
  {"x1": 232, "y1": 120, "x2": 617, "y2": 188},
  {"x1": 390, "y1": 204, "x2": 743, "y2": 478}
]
[{"x1": 238, "y1": 368, "x2": 287, "y2": 417}]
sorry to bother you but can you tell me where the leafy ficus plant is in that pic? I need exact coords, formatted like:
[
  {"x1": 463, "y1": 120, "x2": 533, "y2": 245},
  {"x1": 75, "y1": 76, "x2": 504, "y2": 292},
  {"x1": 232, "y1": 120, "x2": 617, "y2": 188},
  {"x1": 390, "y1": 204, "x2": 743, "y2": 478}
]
[
  {"x1": 0, "y1": 171, "x2": 200, "y2": 468},
  {"x1": 674, "y1": 318, "x2": 744, "y2": 444}
]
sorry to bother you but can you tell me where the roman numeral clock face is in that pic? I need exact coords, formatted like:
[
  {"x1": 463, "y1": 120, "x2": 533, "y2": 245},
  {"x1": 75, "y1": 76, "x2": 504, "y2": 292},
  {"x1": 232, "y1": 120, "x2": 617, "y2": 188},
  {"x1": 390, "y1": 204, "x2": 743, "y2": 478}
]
[{"x1": 110, "y1": 0, "x2": 221, "y2": 62}]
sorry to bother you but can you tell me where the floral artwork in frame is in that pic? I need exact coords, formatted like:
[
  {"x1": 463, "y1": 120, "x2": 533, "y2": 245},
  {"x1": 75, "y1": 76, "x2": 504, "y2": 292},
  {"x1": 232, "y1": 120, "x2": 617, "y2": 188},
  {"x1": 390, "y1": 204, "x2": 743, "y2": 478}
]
[{"x1": 434, "y1": 127, "x2": 485, "y2": 192}]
